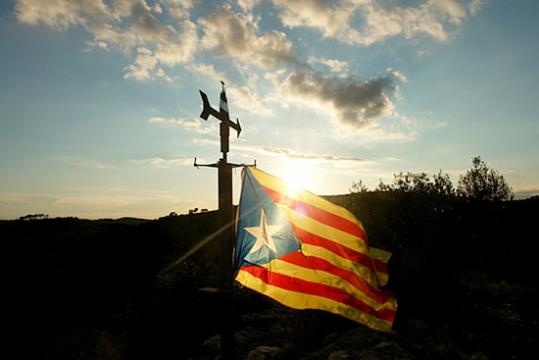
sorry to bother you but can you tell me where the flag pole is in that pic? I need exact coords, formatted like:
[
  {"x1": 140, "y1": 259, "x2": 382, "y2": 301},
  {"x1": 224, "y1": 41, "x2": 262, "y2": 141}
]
[
  {"x1": 218, "y1": 156, "x2": 234, "y2": 359},
  {"x1": 195, "y1": 81, "x2": 254, "y2": 360}
]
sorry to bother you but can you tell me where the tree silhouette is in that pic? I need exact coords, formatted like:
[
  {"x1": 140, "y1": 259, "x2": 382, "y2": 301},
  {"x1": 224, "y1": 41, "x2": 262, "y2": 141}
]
[
  {"x1": 432, "y1": 170, "x2": 454, "y2": 196},
  {"x1": 18, "y1": 213, "x2": 49, "y2": 220},
  {"x1": 350, "y1": 180, "x2": 368, "y2": 193},
  {"x1": 374, "y1": 171, "x2": 455, "y2": 196},
  {"x1": 457, "y1": 156, "x2": 512, "y2": 201}
]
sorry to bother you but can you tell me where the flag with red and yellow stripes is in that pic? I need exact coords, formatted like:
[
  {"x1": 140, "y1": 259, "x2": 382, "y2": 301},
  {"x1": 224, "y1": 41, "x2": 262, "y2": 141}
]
[{"x1": 234, "y1": 166, "x2": 397, "y2": 332}]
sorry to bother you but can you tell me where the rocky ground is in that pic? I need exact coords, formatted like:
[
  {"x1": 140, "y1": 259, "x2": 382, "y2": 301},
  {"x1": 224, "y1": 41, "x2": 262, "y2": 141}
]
[
  {"x1": 194, "y1": 297, "x2": 535, "y2": 360},
  {"x1": 193, "y1": 270, "x2": 537, "y2": 360}
]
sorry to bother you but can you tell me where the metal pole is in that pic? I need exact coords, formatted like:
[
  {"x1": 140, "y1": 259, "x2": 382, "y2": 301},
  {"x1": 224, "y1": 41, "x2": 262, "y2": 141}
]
[
  {"x1": 220, "y1": 120, "x2": 230, "y2": 163},
  {"x1": 218, "y1": 159, "x2": 234, "y2": 359},
  {"x1": 195, "y1": 84, "x2": 252, "y2": 359}
]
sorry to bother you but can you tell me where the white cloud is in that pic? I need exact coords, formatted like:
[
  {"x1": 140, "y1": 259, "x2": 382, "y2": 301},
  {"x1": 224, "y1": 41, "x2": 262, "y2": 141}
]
[
  {"x1": 272, "y1": 0, "x2": 360, "y2": 44},
  {"x1": 154, "y1": 67, "x2": 174, "y2": 83},
  {"x1": 435, "y1": 121, "x2": 448, "y2": 128},
  {"x1": 228, "y1": 85, "x2": 273, "y2": 116},
  {"x1": 15, "y1": 0, "x2": 198, "y2": 81},
  {"x1": 310, "y1": 57, "x2": 349, "y2": 74},
  {"x1": 388, "y1": 68, "x2": 407, "y2": 83},
  {"x1": 15, "y1": 0, "x2": 110, "y2": 29},
  {"x1": 149, "y1": 116, "x2": 185, "y2": 126},
  {"x1": 199, "y1": 5, "x2": 297, "y2": 68},
  {"x1": 85, "y1": 39, "x2": 109, "y2": 51},
  {"x1": 417, "y1": 49, "x2": 431, "y2": 59},
  {"x1": 160, "y1": 0, "x2": 197, "y2": 19},
  {"x1": 469, "y1": 0, "x2": 488, "y2": 16},
  {"x1": 153, "y1": 20, "x2": 198, "y2": 66},
  {"x1": 272, "y1": 0, "x2": 485, "y2": 45},
  {"x1": 95, "y1": 163, "x2": 114, "y2": 170},
  {"x1": 263, "y1": 68, "x2": 288, "y2": 86},
  {"x1": 149, "y1": 116, "x2": 215, "y2": 134},
  {"x1": 122, "y1": 47, "x2": 175, "y2": 82},
  {"x1": 187, "y1": 63, "x2": 230, "y2": 83},
  {"x1": 356, "y1": 0, "x2": 466, "y2": 45},
  {"x1": 151, "y1": 2, "x2": 162, "y2": 14},
  {"x1": 236, "y1": 0, "x2": 261, "y2": 12},
  {"x1": 123, "y1": 47, "x2": 157, "y2": 81},
  {"x1": 49, "y1": 154, "x2": 116, "y2": 170},
  {"x1": 130, "y1": 156, "x2": 193, "y2": 167},
  {"x1": 232, "y1": 143, "x2": 370, "y2": 164}
]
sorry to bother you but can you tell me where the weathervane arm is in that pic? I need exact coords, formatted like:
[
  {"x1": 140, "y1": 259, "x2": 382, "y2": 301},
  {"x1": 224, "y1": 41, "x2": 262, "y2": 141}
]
[
  {"x1": 199, "y1": 90, "x2": 222, "y2": 121},
  {"x1": 227, "y1": 161, "x2": 256, "y2": 168},
  {"x1": 228, "y1": 118, "x2": 241, "y2": 136},
  {"x1": 194, "y1": 157, "x2": 218, "y2": 169}
]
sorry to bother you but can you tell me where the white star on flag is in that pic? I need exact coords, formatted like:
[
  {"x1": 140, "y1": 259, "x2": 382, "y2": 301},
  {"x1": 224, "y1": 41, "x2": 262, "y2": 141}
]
[{"x1": 245, "y1": 208, "x2": 283, "y2": 254}]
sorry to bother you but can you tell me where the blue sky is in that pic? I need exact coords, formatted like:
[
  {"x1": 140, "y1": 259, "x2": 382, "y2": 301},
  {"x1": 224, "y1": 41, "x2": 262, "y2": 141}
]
[{"x1": 1, "y1": 0, "x2": 538, "y2": 219}]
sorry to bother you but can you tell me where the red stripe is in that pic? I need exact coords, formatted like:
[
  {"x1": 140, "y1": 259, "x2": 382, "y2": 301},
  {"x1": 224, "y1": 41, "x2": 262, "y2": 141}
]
[
  {"x1": 278, "y1": 251, "x2": 394, "y2": 304},
  {"x1": 241, "y1": 265, "x2": 395, "y2": 322},
  {"x1": 262, "y1": 185, "x2": 368, "y2": 242},
  {"x1": 293, "y1": 226, "x2": 388, "y2": 274}
]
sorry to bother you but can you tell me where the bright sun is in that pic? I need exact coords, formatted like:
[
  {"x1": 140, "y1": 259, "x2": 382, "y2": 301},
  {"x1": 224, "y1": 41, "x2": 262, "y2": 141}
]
[{"x1": 282, "y1": 159, "x2": 314, "y2": 197}]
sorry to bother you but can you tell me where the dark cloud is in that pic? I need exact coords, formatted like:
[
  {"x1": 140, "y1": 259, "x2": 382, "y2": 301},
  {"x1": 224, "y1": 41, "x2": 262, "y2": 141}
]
[{"x1": 284, "y1": 70, "x2": 398, "y2": 128}]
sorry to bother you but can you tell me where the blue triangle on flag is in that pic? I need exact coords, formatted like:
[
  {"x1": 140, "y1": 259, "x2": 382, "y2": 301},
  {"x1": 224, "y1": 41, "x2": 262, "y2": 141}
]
[{"x1": 235, "y1": 169, "x2": 301, "y2": 269}]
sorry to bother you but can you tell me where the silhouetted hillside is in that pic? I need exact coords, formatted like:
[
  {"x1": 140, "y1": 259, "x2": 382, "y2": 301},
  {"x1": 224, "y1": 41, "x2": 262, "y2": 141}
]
[{"x1": 4, "y1": 196, "x2": 538, "y2": 359}]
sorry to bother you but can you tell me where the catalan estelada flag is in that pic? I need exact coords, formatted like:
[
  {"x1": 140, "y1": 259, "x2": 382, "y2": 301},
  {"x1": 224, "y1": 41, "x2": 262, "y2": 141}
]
[{"x1": 234, "y1": 166, "x2": 397, "y2": 332}]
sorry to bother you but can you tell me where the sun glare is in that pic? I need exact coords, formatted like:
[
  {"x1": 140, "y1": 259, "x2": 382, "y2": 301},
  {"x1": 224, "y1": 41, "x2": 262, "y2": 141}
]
[{"x1": 282, "y1": 159, "x2": 314, "y2": 197}]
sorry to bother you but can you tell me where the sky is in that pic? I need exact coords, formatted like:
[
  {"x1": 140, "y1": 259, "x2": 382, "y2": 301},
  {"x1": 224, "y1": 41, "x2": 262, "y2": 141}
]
[{"x1": 1, "y1": 0, "x2": 538, "y2": 219}]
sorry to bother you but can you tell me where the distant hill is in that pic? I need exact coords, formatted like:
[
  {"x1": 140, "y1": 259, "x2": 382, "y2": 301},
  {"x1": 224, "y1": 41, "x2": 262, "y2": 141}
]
[{"x1": 97, "y1": 217, "x2": 153, "y2": 225}]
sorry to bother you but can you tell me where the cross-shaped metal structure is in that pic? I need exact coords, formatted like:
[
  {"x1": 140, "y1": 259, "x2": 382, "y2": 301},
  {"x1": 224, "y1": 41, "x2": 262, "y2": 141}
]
[{"x1": 194, "y1": 81, "x2": 255, "y2": 360}]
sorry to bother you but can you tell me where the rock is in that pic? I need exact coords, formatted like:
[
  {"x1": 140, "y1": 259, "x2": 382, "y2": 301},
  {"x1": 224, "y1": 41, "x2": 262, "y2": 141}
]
[
  {"x1": 401, "y1": 319, "x2": 431, "y2": 340},
  {"x1": 372, "y1": 340, "x2": 412, "y2": 360},
  {"x1": 374, "y1": 341, "x2": 394, "y2": 350},
  {"x1": 357, "y1": 350, "x2": 381, "y2": 360},
  {"x1": 201, "y1": 334, "x2": 221, "y2": 352},
  {"x1": 246, "y1": 346, "x2": 281, "y2": 360},
  {"x1": 303, "y1": 326, "x2": 385, "y2": 359},
  {"x1": 333, "y1": 326, "x2": 386, "y2": 351},
  {"x1": 328, "y1": 350, "x2": 353, "y2": 359},
  {"x1": 323, "y1": 332, "x2": 339, "y2": 346},
  {"x1": 470, "y1": 352, "x2": 488, "y2": 360}
]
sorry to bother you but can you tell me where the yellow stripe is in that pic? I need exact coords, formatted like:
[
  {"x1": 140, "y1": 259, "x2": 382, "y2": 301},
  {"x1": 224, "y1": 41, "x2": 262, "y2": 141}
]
[
  {"x1": 263, "y1": 258, "x2": 397, "y2": 311},
  {"x1": 370, "y1": 247, "x2": 392, "y2": 263},
  {"x1": 377, "y1": 273, "x2": 389, "y2": 287},
  {"x1": 277, "y1": 204, "x2": 368, "y2": 253},
  {"x1": 301, "y1": 243, "x2": 387, "y2": 288},
  {"x1": 236, "y1": 269, "x2": 393, "y2": 333},
  {"x1": 248, "y1": 167, "x2": 365, "y2": 232},
  {"x1": 369, "y1": 247, "x2": 391, "y2": 286}
]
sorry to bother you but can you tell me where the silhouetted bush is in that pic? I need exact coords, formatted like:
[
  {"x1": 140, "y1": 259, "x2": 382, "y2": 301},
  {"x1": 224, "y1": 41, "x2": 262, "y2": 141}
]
[{"x1": 457, "y1": 156, "x2": 513, "y2": 200}]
